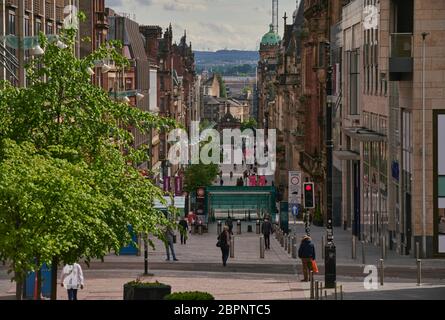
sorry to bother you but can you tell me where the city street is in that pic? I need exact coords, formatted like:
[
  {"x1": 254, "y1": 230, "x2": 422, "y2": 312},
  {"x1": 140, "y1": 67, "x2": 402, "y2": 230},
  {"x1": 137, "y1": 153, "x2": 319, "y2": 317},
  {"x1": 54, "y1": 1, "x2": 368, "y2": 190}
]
[{"x1": 2, "y1": 222, "x2": 444, "y2": 300}]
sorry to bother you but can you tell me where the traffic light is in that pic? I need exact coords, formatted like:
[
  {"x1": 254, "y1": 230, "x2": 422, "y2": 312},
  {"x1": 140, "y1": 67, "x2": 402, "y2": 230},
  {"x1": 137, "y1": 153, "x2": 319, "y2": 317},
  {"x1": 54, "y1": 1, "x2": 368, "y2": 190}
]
[{"x1": 303, "y1": 182, "x2": 315, "y2": 209}]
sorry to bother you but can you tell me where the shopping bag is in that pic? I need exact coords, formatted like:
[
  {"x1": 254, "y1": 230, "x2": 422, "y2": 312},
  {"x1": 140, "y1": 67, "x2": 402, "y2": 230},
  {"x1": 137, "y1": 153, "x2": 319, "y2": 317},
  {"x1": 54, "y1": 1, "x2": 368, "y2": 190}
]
[{"x1": 311, "y1": 259, "x2": 319, "y2": 273}]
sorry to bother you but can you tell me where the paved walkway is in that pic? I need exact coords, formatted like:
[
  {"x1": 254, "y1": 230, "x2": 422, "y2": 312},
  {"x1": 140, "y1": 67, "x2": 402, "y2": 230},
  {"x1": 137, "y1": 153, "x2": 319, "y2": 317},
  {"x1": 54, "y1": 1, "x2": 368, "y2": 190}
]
[{"x1": 2, "y1": 221, "x2": 445, "y2": 300}]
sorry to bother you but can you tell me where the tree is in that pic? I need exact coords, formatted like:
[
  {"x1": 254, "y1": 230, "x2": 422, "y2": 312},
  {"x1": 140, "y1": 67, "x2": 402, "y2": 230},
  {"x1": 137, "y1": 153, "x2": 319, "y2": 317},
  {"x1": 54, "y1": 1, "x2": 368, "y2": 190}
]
[
  {"x1": 216, "y1": 74, "x2": 227, "y2": 98},
  {"x1": 241, "y1": 118, "x2": 258, "y2": 131},
  {"x1": 0, "y1": 28, "x2": 177, "y2": 299},
  {"x1": 183, "y1": 163, "x2": 219, "y2": 193}
]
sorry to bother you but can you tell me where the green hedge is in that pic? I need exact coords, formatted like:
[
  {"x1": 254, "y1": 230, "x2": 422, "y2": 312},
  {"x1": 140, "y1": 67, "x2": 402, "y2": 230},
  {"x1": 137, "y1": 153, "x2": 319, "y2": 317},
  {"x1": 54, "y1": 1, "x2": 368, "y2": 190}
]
[
  {"x1": 125, "y1": 280, "x2": 170, "y2": 289},
  {"x1": 164, "y1": 291, "x2": 215, "y2": 300}
]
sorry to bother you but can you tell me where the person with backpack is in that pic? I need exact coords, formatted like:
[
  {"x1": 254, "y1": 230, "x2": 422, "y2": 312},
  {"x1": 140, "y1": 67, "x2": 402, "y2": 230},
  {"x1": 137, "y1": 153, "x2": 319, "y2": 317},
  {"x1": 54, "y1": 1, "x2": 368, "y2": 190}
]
[{"x1": 226, "y1": 216, "x2": 233, "y2": 235}]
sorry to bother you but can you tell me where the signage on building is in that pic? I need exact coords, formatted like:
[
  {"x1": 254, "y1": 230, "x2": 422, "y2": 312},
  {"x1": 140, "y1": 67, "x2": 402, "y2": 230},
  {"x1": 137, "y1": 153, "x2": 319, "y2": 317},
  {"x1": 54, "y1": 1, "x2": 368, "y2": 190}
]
[{"x1": 288, "y1": 171, "x2": 302, "y2": 206}]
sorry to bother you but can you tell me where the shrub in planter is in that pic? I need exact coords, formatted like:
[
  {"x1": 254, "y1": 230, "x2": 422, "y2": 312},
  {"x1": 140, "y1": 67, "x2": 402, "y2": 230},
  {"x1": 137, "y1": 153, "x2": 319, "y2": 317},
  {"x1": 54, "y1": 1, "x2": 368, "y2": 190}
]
[
  {"x1": 123, "y1": 280, "x2": 171, "y2": 300},
  {"x1": 164, "y1": 291, "x2": 215, "y2": 300}
]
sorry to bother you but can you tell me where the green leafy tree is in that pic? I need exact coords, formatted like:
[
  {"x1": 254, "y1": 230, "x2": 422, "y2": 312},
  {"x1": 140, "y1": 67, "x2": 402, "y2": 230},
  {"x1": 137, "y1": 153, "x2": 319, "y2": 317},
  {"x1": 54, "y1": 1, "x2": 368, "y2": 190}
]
[
  {"x1": 241, "y1": 118, "x2": 258, "y2": 131},
  {"x1": 216, "y1": 74, "x2": 227, "y2": 98},
  {"x1": 183, "y1": 163, "x2": 219, "y2": 193},
  {"x1": 0, "y1": 28, "x2": 177, "y2": 299}
]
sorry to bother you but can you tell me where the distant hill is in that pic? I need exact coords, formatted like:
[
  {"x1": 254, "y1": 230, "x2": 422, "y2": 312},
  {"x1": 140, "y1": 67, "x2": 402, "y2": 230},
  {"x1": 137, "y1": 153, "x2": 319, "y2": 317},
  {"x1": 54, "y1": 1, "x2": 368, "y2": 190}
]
[
  {"x1": 194, "y1": 50, "x2": 259, "y2": 76},
  {"x1": 194, "y1": 50, "x2": 259, "y2": 65}
]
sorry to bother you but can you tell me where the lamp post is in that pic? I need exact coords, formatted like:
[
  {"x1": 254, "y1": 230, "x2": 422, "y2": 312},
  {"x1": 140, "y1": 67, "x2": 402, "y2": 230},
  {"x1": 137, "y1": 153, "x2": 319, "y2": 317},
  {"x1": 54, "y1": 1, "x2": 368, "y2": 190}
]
[
  {"x1": 421, "y1": 32, "x2": 429, "y2": 259},
  {"x1": 324, "y1": 41, "x2": 336, "y2": 289}
]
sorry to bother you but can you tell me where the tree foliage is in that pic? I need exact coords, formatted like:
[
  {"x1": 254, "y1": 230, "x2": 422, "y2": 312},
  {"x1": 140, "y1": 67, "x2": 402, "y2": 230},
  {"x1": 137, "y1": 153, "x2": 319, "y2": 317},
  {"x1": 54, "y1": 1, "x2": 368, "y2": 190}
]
[
  {"x1": 183, "y1": 163, "x2": 219, "y2": 193},
  {"x1": 0, "y1": 28, "x2": 178, "y2": 286}
]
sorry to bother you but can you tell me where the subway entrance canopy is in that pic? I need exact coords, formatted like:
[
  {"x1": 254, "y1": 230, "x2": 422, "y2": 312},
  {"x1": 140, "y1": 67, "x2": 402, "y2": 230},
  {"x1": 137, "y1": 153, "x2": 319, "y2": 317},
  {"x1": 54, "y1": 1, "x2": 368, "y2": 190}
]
[{"x1": 204, "y1": 186, "x2": 278, "y2": 221}]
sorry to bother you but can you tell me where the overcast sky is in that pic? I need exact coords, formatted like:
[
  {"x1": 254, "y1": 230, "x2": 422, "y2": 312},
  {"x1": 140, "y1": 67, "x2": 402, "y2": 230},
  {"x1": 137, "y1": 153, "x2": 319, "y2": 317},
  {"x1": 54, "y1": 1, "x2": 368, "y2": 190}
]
[{"x1": 105, "y1": 0, "x2": 300, "y2": 51}]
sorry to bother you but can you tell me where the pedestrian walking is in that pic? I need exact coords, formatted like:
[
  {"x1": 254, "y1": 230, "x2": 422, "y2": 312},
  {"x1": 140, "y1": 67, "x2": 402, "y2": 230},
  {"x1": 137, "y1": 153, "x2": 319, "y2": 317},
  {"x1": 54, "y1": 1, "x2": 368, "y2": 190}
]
[
  {"x1": 217, "y1": 226, "x2": 231, "y2": 267},
  {"x1": 230, "y1": 171, "x2": 233, "y2": 180},
  {"x1": 187, "y1": 211, "x2": 195, "y2": 234},
  {"x1": 261, "y1": 216, "x2": 273, "y2": 250},
  {"x1": 179, "y1": 217, "x2": 189, "y2": 245},
  {"x1": 220, "y1": 179, "x2": 224, "y2": 186},
  {"x1": 298, "y1": 235, "x2": 316, "y2": 282},
  {"x1": 165, "y1": 226, "x2": 178, "y2": 261},
  {"x1": 226, "y1": 216, "x2": 234, "y2": 235},
  {"x1": 60, "y1": 263, "x2": 84, "y2": 301}
]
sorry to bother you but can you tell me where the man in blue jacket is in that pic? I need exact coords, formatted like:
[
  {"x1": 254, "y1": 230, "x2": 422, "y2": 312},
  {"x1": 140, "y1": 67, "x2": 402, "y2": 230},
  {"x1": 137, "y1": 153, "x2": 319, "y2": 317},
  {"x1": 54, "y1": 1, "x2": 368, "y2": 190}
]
[{"x1": 298, "y1": 235, "x2": 316, "y2": 282}]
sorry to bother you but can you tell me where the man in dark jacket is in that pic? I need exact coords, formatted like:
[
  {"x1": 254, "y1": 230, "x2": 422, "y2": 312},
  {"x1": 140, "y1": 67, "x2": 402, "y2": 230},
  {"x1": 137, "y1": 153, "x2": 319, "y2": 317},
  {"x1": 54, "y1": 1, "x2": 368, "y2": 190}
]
[
  {"x1": 226, "y1": 216, "x2": 233, "y2": 235},
  {"x1": 178, "y1": 217, "x2": 189, "y2": 245},
  {"x1": 298, "y1": 235, "x2": 316, "y2": 281},
  {"x1": 261, "y1": 217, "x2": 273, "y2": 249}
]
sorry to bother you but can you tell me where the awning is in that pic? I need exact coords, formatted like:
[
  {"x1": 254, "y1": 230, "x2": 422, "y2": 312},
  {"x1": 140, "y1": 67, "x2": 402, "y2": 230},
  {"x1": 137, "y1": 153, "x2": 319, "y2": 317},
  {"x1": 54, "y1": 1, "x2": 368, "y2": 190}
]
[
  {"x1": 334, "y1": 150, "x2": 360, "y2": 161},
  {"x1": 342, "y1": 127, "x2": 387, "y2": 142}
]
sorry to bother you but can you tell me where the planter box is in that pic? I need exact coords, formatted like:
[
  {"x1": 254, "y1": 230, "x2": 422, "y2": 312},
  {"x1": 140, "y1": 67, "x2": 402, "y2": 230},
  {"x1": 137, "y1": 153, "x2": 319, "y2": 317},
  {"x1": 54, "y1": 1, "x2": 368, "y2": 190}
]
[{"x1": 123, "y1": 284, "x2": 171, "y2": 300}]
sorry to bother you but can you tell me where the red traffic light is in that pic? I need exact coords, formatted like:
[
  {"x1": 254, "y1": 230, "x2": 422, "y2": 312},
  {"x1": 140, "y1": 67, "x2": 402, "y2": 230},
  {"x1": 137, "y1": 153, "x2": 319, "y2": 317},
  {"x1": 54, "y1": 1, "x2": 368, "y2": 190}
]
[{"x1": 305, "y1": 185, "x2": 313, "y2": 191}]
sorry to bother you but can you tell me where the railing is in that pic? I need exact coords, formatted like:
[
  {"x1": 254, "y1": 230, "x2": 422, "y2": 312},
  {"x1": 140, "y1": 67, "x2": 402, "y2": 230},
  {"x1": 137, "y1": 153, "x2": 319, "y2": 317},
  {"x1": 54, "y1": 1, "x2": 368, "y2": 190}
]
[{"x1": 390, "y1": 33, "x2": 413, "y2": 58}]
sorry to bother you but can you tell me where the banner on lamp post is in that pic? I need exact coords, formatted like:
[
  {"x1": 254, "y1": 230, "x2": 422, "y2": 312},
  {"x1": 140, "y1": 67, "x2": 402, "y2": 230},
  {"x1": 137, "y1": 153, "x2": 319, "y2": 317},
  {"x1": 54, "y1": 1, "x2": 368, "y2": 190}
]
[{"x1": 175, "y1": 176, "x2": 183, "y2": 196}]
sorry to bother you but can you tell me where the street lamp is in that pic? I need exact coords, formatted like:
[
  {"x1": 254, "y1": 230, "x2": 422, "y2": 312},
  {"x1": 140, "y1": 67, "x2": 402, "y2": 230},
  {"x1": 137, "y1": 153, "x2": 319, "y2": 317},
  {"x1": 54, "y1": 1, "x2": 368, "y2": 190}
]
[
  {"x1": 422, "y1": 32, "x2": 429, "y2": 259},
  {"x1": 324, "y1": 41, "x2": 336, "y2": 289},
  {"x1": 32, "y1": 45, "x2": 45, "y2": 56}
]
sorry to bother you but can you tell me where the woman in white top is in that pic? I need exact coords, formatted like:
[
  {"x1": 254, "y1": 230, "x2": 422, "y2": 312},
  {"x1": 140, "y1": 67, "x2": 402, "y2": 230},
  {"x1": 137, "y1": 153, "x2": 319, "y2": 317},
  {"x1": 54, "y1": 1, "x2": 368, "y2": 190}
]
[{"x1": 60, "y1": 263, "x2": 84, "y2": 300}]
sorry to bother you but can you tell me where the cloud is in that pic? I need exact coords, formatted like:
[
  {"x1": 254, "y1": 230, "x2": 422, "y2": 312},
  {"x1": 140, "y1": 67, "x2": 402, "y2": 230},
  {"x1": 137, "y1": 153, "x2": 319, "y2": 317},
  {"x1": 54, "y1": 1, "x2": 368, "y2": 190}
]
[{"x1": 163, "y1": 0, "x2": 207, "y2": 12}]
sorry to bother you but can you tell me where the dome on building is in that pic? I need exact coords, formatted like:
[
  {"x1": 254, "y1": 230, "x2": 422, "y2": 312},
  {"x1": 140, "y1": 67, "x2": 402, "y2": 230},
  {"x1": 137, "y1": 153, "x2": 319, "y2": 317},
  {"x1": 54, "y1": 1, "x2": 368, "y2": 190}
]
[{"x1": 261, "y1": 24, "x2": 281, "y2": 46}]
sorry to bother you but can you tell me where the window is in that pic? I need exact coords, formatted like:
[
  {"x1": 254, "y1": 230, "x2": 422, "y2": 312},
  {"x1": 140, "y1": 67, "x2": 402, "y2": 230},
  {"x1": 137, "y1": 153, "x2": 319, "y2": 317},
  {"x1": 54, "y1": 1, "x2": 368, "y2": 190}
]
[
  {"x1": 35, "y1": 19, "x2": 42, "y2": 34},
  {"x1": 349, "y1": 50, "x2": 360, "y2": 115},
  {"x1": 125, "y1": 78, "x2": 133, "y2": 91},
  {"x1": 8, "y1": 12, "x2": 16, "y2": 35},
  {"x1": 46, "y1": 22, "x2": 53, "y2": 35}
]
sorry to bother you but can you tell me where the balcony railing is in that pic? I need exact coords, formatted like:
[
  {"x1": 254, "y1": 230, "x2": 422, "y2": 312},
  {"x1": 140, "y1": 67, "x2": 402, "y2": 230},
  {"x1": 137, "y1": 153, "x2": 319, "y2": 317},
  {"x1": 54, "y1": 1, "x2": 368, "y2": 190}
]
[{"x1": 390, "y1": 33, "x2": 413, "y2": 58}]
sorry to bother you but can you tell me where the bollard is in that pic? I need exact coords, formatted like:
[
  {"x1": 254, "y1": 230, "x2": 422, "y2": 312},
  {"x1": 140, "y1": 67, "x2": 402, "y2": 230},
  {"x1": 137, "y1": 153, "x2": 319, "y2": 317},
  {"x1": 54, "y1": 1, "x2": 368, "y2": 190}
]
[
  {"x1": 310, "y1": 271, "x2": 314, "y2": 299},
  {"x1": 352, "y1": 236, "x2": 357, "y2": 260},
  {"x1": 361, "y1": 241, "x2": 366, "y2": 265},
  {"x1": 198, "y1": 223, "x2": 203, "y2": 235},
  {"x1": 417, "y1": 259, "x2": 422, "y2": 286},
  {"x1": 334, "y1": 285, "x2": 338, "y2": 300},
  {"x1": 314, "y1": 281, "x2": 319, "y2": 300},
  {"x1": 288, "y1": 235, "x2": 292, "y2": 255},
  {"x1": 416, "y1": 242, "x2": 420, "y2": 260},
  {"x1": 256, "y1": 220, "x2": 260, "y2": 234},
  {"x1": 380, "y1": 236, "x2": 385, "y2": 259},
  {"x1": 340, "y1": 285, "x2": 343, "y2": 300},
  {"x1": 280, "y1": 232, "x2": 284, "y2": 247},
  {"x1": 383, "y1": 235, "x2": 386, "y2": 259},
  {"x1": 319, "y1": 282, "x2": 323, "y2": 300},
  {"x1": 325, "y1": 290, "x2": 328, "y2": 300},
  {"x1": 322, "y1": 236, "x2": 325, "y2": 259},
  {"x1": 284, "y1": 235, "x2": 288, "y2": 251},
  {"x1": 237, "y1": 220, "x2": 241, "y2": 235},
  {"x1": 379, "y1": 259, "x2": 384, "y2": 286},
  {"x1": 292, "y1": 243, "x2": 297, "y2": 259},
  {"x1": 192, "y1": 223, "x2": 196, "y2": 235},
  {"x1": 217, "y1": 221, "x2": 222, "y2": 235},
  {"x1": 260, "y1": 236, "x2": 265, "y2": 259},
  {"x1": 230, "y1": 236, "x2": 235, "y2": 258}
]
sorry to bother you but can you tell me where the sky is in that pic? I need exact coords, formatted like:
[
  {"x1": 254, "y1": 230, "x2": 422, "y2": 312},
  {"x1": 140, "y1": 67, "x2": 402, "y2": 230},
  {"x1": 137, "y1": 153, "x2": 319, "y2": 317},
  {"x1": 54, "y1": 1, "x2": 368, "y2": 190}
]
[{"x1": 105, "y1": 0, "x2": 300, "y2": 51}]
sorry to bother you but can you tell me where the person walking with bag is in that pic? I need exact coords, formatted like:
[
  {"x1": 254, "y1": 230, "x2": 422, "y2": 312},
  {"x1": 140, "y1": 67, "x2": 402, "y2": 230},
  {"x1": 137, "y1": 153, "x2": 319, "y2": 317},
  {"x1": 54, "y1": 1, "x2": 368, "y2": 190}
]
[
  {"x1": 261, "y1": 216, "x2": 273, "y2": 250},
  {"x1": 179, "y1": 217, "x2": 189, "y2": 245},
  {"x1": 165, "y1": 226, "x2": 178, "y2": 261},
  {"x1": 60, "y1": 263, "x2": 84, "y2": 300},
  {"x1": 298, "y1": 235, "x2": 316, "y2": 282},
  {"x1": 217, "y1": 226, "x2": 231, "y2": 267}
]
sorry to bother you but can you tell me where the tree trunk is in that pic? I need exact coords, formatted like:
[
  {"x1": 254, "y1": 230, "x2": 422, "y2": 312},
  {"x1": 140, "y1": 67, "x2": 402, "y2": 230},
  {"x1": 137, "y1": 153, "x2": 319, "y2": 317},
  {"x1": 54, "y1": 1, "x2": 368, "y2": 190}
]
[
  {"x1": 36, "y1": 268, "x2": 42, "y2": 300},
  {"x1": 15, "y1": 279, "x2": 23, "y2": 300},
  {"x1": 50, "y1": 257, "x2": 58, "y2": 300}
]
